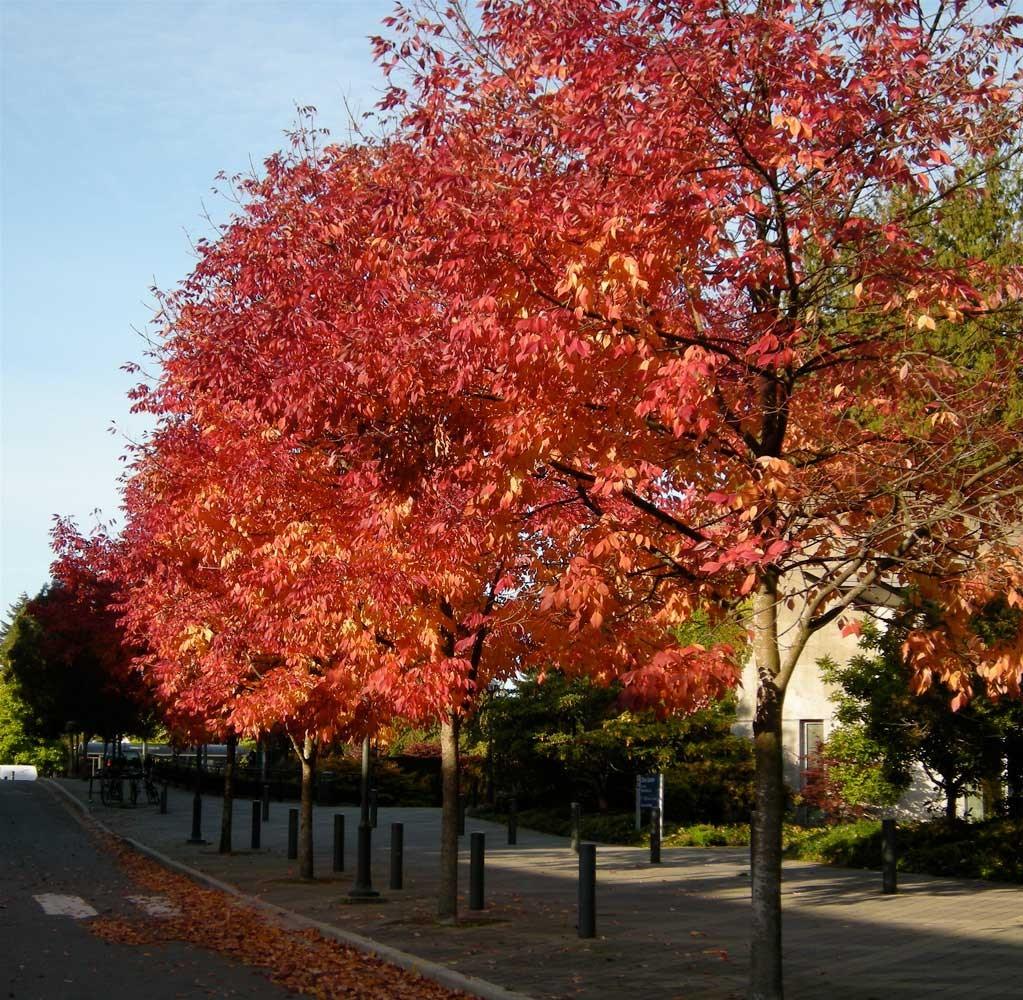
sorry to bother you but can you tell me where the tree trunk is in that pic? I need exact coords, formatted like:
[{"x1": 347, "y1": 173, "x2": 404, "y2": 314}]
[
  {"x1": 751, "y1": 683, "x2": 785, "y2": 1000},
  {"x1": 485, "y1": 726, "x2": 495, "y2": 806},
  {"x1": 945, "y1": 780, "x2": 958, "y2": 820},
  {"x1": 438, "y1": 713, "x2": 460, "y2": 921},
  {"x1": 1006, "y1": 730, "x2": 1023, "y2": 820},
  {"x1": 980, "y1": 737, "x2": 1004, "y2": 819},
  {"x1": 750, "y1": 582, "x2": 786, "y2": 1000},
  {"x1": 219, "y1": 731, "x2": 237, "y2": 854},
  {"x1": 299, "y1": 734, "x2": 317, "y2": 881}
]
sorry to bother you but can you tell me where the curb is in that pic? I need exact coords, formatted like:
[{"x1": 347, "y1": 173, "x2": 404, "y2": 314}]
[{"x1": 43, "y1": 779, "x2": 532, "y2": 1000}]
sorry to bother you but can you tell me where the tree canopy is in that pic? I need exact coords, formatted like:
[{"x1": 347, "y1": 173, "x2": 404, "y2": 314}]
[{"x1": 58, "y1": 3, "x2": 1022, "y2": 995}]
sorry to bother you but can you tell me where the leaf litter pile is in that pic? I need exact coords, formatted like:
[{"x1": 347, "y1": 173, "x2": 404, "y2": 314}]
[{"x1": 89, "y1": 840, "x2": 469, "y2": 999}]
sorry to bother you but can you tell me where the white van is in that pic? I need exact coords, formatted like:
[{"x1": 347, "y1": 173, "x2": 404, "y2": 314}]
[{"x1": 1, "y1": 765, "x2": 38, "y2": 781}]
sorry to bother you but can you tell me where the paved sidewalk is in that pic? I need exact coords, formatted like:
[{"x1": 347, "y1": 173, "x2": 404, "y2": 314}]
[{"x1": 52, "y1": 779, "x2": 1022, "y2": 999}]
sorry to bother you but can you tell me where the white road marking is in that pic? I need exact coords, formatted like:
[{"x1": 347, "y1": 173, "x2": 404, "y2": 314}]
[
  {"x1": 127, "y1": 894, "x2": 180, "y2": 918},
  {"x1": 32, "y1": 894, "x2": 98, "y2": 918}
]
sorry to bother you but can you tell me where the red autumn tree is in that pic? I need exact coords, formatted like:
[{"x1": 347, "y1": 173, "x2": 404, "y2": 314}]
[
  {"x1": 129, "y1": 129, "x2": 742, "y2": 915},
  {"x1": 358, "y1": 3, "x2": 1023, "y2": 996},
  {"x1": 97, "y1": 3, "x2": 1021, "y2": 992},
  {"x1": 111, "y1": 414, "x2": 398, "y2": 877},
  {"x1": 7, "y1": 530, "x2": 156, "y2": 763}
]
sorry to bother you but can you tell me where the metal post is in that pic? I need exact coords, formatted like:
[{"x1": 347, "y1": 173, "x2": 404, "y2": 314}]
[
  {"x1": 650, "y1": 806, "x2": 661, "y2": 864},
  {"x1": 251, "y1": 800, "x2": 261, "y2": 849},
  {"x1": 369, "y1": 787, "x2": 378, "y2": 829},
  {"x1": 159, "y1": 783, "x2": 168, "y2": 815},
  {"x1": 389, "y1": 822, "x2": 404, "y2": 890},
  {"x1": 360, "y1": 736, "x2": 371, "y2": 826},
  {"x1": 508, "y1": 796, "x2": 518, "y2": 845},
  {"x1": 187, "y1": 745, "x2": 204, "y2": 843},
  {"x1": 458, "y1": 794, "x2": 466, "y2": 836},
  {"x1": 570, "y1": 801, "x2": 581, "y2": 853},
  {"x1": 882, "y1": 818, "x2": 897, "y2": 894},
  {"x1": 333, "y1": 814, "x2": 345, "y2": 872},
  {"x1": 260, "y1": 733, "x2": 269, "y2": 814},
  {"x1": 469, "y1": 832, "x2": 485, "y2": 910},
  {"x1": 287, "y1": 808, "x2": 299, "y2": 860},
  {"x1": 578, "y1": 843, "x2": 596, "y2": 938},
  {"x1": 349, "y1": 736, "x2": 379, "y2": 899}
]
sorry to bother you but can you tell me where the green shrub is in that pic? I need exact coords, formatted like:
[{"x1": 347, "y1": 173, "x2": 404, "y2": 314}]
[
  {"x1": 469, "y1": 804, "x2": 1022, "y2": 883},
  {"x1": 783, "y1": 820, "x2": 882, "y2": 866},
  {"x1": 785, "y1": 817, "x2": 1023, "y2": 883}
]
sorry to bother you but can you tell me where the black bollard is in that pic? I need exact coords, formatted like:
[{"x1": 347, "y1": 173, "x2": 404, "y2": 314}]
[
  {"x1": 882, "y1": 818, "x2": 897, "y2": 894},
  {"x1": 570, "y1": 801, "x2": 581, "y2": 854},
  {"x1": 261, "y1": 784, "x2": 270, "y2": 822},
  {"x1": 508, "y1": 796, "x2": 518, "y2": 846},
  {"x1": 578, "y1": 843, "x2": 596, "y2": 938},
  {"x1": 348, "y1": 822, "x2": 379, "y2": 898},
  {"x1": 390, "y1": 822, "x2": 404, "y2": 890},
  {"x1": 287, "y1": 808, "x2": 299, "y2": 860},
  {"x1": 650, "y1": 806, "x2": 662, "y2": 864},
  {"x1": 369, "y1": 788, "x2": 378, "y2": 829},
  {"x1": 333, "y1": 814, "x2": 345, "y2": 872},
  {"x1": 251, "y1": 800, "x2": 261, "y2": 849},
  {"x1": 159, "y1": 783, "x2": 168, "y2": 815},
  {"x1": 469, "y1": 832, "x2": 485, "y2": 910},
  {"x1": 187, "y1": 791, "x2": 204, "y2": 843}
]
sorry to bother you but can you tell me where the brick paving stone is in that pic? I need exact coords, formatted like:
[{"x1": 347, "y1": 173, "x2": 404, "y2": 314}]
[{"x1": 51, "y1": 779, "x2": 1023, "y2": 999}]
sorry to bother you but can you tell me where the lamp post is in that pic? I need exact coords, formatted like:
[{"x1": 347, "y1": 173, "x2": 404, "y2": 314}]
[
  {"x1": 348, "y1": 735, "x2": 379, "y2": 899},
  {"x1": 64, "y1": 721, "x2": 77, "y2": 778},
  {"x1": 187, "y1": 743, "x2": 206, "y2": 844}
]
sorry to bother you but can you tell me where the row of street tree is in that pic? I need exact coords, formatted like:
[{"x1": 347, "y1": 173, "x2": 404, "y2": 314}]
[{"x1": 40, "y1": 4, "x2": 1023, "y2": 998}]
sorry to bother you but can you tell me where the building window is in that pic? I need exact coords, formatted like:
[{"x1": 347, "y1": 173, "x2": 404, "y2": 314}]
[{"x1": 800, "y1": 719, "x2": 825, "y2": 787}]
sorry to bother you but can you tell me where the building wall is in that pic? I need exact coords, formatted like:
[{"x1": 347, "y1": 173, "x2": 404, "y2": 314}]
[
  {"x1": 733, "y1": 605, "x2": 862, "y2": 787},
  {"x1": 731, "y1": 608, "x2": 946, "y2": 817}
]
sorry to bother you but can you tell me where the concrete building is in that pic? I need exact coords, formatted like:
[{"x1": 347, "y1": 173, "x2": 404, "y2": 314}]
[{"x1": 732, "y1": 610, "x2": 949, "y2": 819}]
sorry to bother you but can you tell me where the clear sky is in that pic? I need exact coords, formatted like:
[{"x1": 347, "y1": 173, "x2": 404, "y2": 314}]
[{"x1": 1, "y1": 1, "x2": 391, "y2": 611}]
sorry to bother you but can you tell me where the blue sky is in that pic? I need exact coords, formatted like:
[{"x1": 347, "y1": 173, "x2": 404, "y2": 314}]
[{"x1": 1, "y1": 1, "x2": 391, "y2": 611}]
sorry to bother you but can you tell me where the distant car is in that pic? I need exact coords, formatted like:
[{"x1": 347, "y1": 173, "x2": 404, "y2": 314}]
[{"x1": 103, "y1": 751, "x2": 142, "y2": 771}]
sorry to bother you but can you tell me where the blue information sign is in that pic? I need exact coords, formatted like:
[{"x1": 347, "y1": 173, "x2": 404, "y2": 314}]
[
  {"x1": 635, "y1": 772, "x2": 664, "y2": 831},
  {"x1": 638, "y1": 774, "x2": 661, "y2": 808}
]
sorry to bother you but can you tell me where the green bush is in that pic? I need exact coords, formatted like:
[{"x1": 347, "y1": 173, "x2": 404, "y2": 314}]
[
  {"x1": 317, "y1": 753, "x2": 438, "y2": 806},
  {"x1": 665, "y1": 823, "x2": 750, "y2": 847},
  {"x1": 468, "y1": 805, "x2": 752, "y2": 847},
  {"x1": 784, "y1": 817, "x2": 1023, "y2": 883},
  {"x1": 664, "y1": 750, "x2": 755, "y2": 824},
  {"x1": 469, "y1": 805, "x2": 1022, "y2": 883},
  {"x1": 783, "y1": 820, "x2": 882, "y2": 866}
]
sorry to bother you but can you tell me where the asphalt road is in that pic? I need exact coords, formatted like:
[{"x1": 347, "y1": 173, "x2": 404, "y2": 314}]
[{"x1": 0, "y1": 780, "x2": 298, "y2": 1000}]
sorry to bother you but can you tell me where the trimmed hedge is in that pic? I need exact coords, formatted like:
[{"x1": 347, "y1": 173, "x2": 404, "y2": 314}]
[
  {"x1": 785, "y1": 817, "x2": 1023, "y2": 882},
  {"x1": 468, "y1": 805, "x2": 750, "y2": 848},
  {"x1": 469, "y1": 805, "x2": 1023, "y2": 882}
]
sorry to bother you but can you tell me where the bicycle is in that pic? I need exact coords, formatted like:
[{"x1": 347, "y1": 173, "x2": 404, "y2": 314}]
[
  {"x1": 98, "y1": 759, "x2": 142, "y2": 808},
  {"x1": 99, "y1": 769, "x2": 123, "y2": 806}
]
